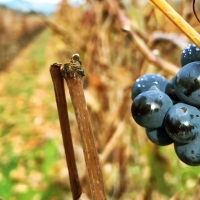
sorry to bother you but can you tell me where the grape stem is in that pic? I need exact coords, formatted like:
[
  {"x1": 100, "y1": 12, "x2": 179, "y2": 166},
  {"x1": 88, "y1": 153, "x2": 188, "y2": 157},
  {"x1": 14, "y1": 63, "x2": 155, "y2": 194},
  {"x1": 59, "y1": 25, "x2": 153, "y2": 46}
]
[{"x1": 150, "y1": 0, "x2": 200, "y2": 48}]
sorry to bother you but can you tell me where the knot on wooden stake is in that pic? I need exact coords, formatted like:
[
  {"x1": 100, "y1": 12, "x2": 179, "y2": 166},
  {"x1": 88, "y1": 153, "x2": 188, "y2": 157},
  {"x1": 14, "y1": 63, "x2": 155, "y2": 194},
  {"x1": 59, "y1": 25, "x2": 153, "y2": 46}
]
[{"x1": 61, "y1": 53, "x2": 85, "y2": 79}]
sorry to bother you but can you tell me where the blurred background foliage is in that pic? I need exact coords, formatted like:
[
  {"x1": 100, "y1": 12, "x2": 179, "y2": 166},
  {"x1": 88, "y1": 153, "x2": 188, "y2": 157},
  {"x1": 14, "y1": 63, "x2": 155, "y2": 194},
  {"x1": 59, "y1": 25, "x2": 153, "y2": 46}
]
[{"x1": 1, "y1": 0, "x2": 200, "y2": 199}]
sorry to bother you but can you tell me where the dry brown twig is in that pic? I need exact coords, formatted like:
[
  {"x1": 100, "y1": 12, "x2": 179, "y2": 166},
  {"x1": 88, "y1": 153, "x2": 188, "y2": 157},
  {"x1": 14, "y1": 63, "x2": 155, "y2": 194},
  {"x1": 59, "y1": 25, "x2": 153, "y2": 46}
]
[
  {"x1": 100, "y1": 121, "x2": 126, "y2": 165},
  {"x1": 99, "y1": 87, "x2": 130, "y2": 155},
  {"x1": 50, "y1": 64, "x2": 82, "y2": 200},
  {"x1": 150, "y1": 32, "x2": 188, "y2": 50},
  {"x1": 101, "y1": 0, "x2": 180, "y2": 75},
  {"x1": 61, "y1": 54, "x2": 107, "y2": 200},
  {"x1": 116, "y1": 9, "x2": 180, "y2": 75}
]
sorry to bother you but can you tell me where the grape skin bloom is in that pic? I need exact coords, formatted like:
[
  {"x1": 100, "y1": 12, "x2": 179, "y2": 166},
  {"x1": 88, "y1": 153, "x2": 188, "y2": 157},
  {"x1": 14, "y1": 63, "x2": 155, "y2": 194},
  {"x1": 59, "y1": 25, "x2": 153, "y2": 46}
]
[
  {"x1": 146, "y1": 126, "x2": 173, "y2": 146},
  {"x1": 131, "y1": 88, "x2": 173, "y2": 129},
  {"x1": 175, "y1": 134, "x2": 200, "y2": 166},
  {"x1": 131, "y1": 74, "x2": 169, "y2": 100},
  {"x1": 164, "y1": 103, "x2": 200, "y2": 144},
  {"x1": 174, "y1": 61, "x2": 200, "y2": 106},
  {"x1": 181, "y1": 43, "x2": 200, "y2": 67}
]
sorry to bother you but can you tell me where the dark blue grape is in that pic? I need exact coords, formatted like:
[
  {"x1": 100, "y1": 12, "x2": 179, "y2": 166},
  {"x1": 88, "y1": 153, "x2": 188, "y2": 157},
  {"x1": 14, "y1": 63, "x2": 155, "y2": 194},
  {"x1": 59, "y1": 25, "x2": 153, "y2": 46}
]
[
  {"x1": 174, "y1": 61, "x2": 200, "y2": 106},
  {"x1": 131, "y1": 74, "x2": 169, "y2": 100},
  {"x1": 181, "y1": 43, "x2": 200, "y2": 67},
  {"x1": 164, "y1": 103, "x2": 200, "y2": 143},
  {"x1": 131, "y1": 88, "x2": 173, "y2": 128},
  {"x1": 165, "y1": 77, "x2": 180, "y2": 102},
  {"x1": 174, "y1": 134, "x2": 200, "y2": 166},
  {"x1": 146, "y1": 126, "x2": 173, "y2": 146}
]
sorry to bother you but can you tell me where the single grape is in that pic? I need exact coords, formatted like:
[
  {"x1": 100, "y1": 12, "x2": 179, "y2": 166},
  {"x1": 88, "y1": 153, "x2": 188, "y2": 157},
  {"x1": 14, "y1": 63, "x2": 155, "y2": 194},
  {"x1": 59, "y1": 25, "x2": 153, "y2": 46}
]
[
  {"x1": 131, "y1": 88, "x2": 173, "y2": 128},
  {"x1": 174, "y1": 134, "x2": 200, "y2": 166},
  {"x1": 131, "y1": 74, "x2": 169, "y2": 100},
  {"x1": 165, "y1": 77, "x2": 180, "y2": 102},
  {"x1": 146, "y1": 126, "x2": 173, "y2": 146},
  {"x1": 164, "y1": 103, "x2": 200, "y2": 143},
  {"x1": 174, "y1": 61, "x2": 200, "y2": 106},
  {"x1": 181, "y1": 43, "x2": 200, "y2": 67}
]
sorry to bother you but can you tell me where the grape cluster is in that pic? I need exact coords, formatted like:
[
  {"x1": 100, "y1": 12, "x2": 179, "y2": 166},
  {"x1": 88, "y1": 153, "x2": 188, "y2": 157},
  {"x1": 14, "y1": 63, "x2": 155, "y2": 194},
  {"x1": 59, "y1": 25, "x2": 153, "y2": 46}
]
[{"x1": 131, "y1": 43, "x2": 200, "y2": 166}]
